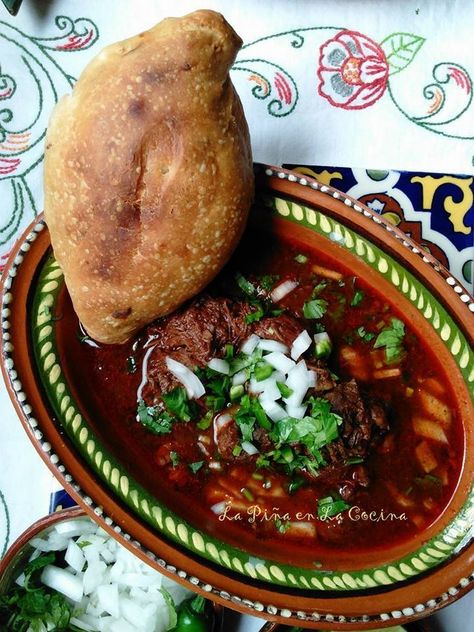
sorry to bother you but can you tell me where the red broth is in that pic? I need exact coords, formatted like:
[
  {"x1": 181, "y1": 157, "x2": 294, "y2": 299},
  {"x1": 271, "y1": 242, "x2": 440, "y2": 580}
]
[{"x1": 55, "y1": 228, "x2": 464, "y2": 565}]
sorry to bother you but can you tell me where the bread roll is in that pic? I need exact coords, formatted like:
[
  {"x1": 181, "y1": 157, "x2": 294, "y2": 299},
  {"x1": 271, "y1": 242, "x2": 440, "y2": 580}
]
[{"x1": 44, "y1": 10, "x2": 253, "y2": 344}]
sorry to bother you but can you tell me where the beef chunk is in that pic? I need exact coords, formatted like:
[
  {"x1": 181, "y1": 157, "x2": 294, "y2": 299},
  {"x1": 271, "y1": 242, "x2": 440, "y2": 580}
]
[
  {"x1": 142, "y1": 296, "x2": 304, "y2": 399},
  {"x1": 214, "y1": 415, "x2": 240, "y2": 460},
  {"x1": 324, "y1": 380, "x2": 388, "y2": 463},
  {"x1": 253, "y1": 314, "x2": 303, "y2": 349},
  {"x1": 307, "y1": 360, "x2": 335, "y2": 393}
]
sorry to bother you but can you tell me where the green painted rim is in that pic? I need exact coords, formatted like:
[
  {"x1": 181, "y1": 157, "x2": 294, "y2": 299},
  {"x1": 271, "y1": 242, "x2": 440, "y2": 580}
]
[{"x1": 30, "y1": 195, "x2": 474, "y2": 592}]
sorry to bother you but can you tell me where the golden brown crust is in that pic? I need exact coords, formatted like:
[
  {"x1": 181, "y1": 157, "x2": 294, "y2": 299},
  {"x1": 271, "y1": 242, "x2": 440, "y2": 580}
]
[{"x1": 44, "y1": 10, "x2": 253, "y2": 344}]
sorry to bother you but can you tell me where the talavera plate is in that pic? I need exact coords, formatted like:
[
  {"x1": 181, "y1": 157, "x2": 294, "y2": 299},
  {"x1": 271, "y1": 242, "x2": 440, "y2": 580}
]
[{"x1": 1, "y1": 166, "x2": 474, "y2": 629}]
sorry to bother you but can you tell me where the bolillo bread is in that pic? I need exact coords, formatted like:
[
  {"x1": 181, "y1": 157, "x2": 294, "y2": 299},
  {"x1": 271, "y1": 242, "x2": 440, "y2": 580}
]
[{"x1": 44, "y1": 10, "x2": 253, "y2": 344}]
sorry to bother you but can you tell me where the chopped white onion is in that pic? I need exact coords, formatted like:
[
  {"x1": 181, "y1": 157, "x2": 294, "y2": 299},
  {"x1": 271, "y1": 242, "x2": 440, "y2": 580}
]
[
  {"x1": 231, "y1": 369, "x2": 248, "y2": 386},
  {"x1": 64, "y1": 539, "x2": 86, "y2": 573},
  {"x1": 21, "y1": 517, "x2": 193, "y2": 632},
  {"x1": 314, "y1": 331, "x2": 330, "y2": 343},
  {"x1": 240, "y1": 333, "x2": 260, "y2": 355},
  {"x1": 249, "y1": 375, "x2": 281, "y2": 401},
  {"x1": 165, "y1": 357, "x2": 205, "y2": 399},
  {"x1": 270, "y1": 279, "x2": 299, "y2": 302},
  {"x1": 257, "y1": 339, "x2": 289, "y2": 353},
  {"x1": 264, "y1": 351, "x2": 296, "y2": 374},
  {"x1": 41, "y1": 565, "x2": 84, "y2": 603},
  {"x1": 259, "y1": 397, "x2": 287, "y2": 422},
  {"x1": 213, "y1": 412, "x2": 232, "y2": 444},
  {"x1": 211, "y1": 501, "x2": 228, "y2": 515},
  {"x1": 241, "y1": 441, "x2": 259, "y2": 455},
  {"x1": 207, "y1": 358, "x2": 230, "y2": 375},
  {"x1": 285, "y1": 360, "x2": 311, "y2": 406},
  {"x1": 307, "y1": 370, "x2": 317, "y2": 387},
  {"x1": 286, "y1": 403, "x2": 308, "y2": 419},
  {"x1": 290, "y1": 330, "x2": 312, "y2": 360}
]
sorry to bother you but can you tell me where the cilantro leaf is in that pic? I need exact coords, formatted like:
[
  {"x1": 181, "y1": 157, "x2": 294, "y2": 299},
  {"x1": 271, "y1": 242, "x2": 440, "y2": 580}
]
[
  {"x1": 189, "y1": 461, "x2": 204, "y2": 473},
  {"x1": 303, "y1": 298, "x2": 328, "y2": 320},
  {"x1": 258, "y1": 274, "x2": 280, "y2": 292},
  {"x1": 294, "y1": 254, "x2": 308, "y2": 264},
  {"x1": 318, "y1": 495, "x2": 350, "y2": 518},
  {"x1": 235, "y1": 273, "x2": 257, "y2": 297},
  {"x1": 137, "y1": 400, "x2": 174, "y2": 435},
  {"x1": 162, "y1": 387, "x2": 196, "y2": 422},
  {"x1": 350, "y1": 289, "x2": 364, "y2": 307},
  {"x1": 374, "y1": 318, "x2": 405, "y2": 364}
]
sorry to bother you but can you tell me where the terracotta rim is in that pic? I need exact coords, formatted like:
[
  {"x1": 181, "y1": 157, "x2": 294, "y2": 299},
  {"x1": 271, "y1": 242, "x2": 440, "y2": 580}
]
[{"x1": 1, "y1": 165, "x2": 473, "y2": 629}]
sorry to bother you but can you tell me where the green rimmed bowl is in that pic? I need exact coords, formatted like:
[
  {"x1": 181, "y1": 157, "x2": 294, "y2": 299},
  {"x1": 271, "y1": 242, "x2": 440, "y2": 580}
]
[{"x1": 1, "y1": 165, "x2": 473, "y2": 629}]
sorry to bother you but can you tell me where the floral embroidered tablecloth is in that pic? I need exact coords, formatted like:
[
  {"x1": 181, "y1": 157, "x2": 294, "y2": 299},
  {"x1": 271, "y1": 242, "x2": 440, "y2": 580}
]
[{"x1": 0, "y1": 1, "x2": 472, "y2": 629}]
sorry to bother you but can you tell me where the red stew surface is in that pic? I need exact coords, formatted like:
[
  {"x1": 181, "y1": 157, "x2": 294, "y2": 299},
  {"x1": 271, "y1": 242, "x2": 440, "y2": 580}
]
[{"x1": 56, "y1": 228, "x2": 463, "y2": 566}]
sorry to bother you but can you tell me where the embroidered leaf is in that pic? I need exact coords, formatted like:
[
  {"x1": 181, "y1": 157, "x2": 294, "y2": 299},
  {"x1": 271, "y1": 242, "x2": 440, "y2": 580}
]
[{"x1": 380, "y1": 33, "x2": 425, "y2": 75}]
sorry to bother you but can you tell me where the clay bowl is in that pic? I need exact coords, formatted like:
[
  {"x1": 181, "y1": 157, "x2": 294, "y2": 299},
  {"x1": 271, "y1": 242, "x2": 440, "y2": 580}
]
[
  {"x1": 0, "y1": 507, "x2": 223, "y2": 630},
  {"x1": 1, "y1": 165, "x2": 473, "y2": 629}
]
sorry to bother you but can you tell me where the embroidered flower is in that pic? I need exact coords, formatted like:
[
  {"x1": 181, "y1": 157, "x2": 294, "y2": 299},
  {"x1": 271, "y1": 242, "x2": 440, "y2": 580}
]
[{"x1": 317, "y1": 30, "x2": 389, "y2": 109}]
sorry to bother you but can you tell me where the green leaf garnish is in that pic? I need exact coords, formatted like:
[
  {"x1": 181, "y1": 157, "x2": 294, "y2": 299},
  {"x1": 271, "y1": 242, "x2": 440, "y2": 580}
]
[
  {"x1": 317, "y1": 495, "x2": 350, "y2": 518},
  {"x1": 137, "y1": 400, "x2": 174, "y2": 435},
  {"x1": 303, "y1": 298, "x2": 328, "y2": 320},
  {"x1": 235, "y1": 273, "x2": 257, "y2": 297},
  {"x1": 258, "y1": 274, "x2": 280, "y2": 291},
  {"x1": 275, "y1": 518, "x2": 291, "y2": 533},
  {"x1": 350, "y1": 290, "x2": 365, "y2": 307},
  {"x1": 170, "y1": 451, "x2": 180, "y2": 467},
  {"x1": 162, "y1": 387, "x2": 196, "y2": 422},
  {"x1": 356, "y1": 326, "x2": 376, "y2": 343},
  {"x1": 294, "y1": 254, "x2": 308, "y2": 264},
  {"x1": 276, "y1": 382, "x2": 293, "y2": 398},
  {"x1": 189, "y1": 461, "x2": 204, "y2": 473},
  {"x1": 374, "y1": 318, "x2": 406, "y2": 363}
]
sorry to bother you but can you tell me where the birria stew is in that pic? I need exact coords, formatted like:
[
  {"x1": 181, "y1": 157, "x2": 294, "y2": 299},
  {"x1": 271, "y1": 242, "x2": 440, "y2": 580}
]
[{"x1": 59, "y1": 228, "x2": 463, "y2": 563}]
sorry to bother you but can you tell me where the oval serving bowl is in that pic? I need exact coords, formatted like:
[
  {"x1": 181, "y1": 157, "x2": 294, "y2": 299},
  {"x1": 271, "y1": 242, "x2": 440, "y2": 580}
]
[{"x1": 1, "y1": 165, "x2": 474, "y2": 629}]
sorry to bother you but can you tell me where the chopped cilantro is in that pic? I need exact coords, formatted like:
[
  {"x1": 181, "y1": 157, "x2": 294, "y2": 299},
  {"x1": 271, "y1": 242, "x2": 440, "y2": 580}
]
[
  {"x1": 235, "y1": 273, "x2": 257, "y2": 297},
  {"x1": 170, "y1": 451, "x2": 180, "y2": 467},
  {"x1": 374, "y1": 318, "x2": 406, "y2": 364},
  {"x1": 162, "y1": 387, "x2": 196, "y2": 422},
  {"x1": 288, "y1": 477, "x2": 305, "y2": 494},
  {"x1": 254, "y1": 362, "x2": 274, "y2": 381},
  {"x1": 224, "y1": 344, "x2": 234, "y2": 359},
  {"x1": 351, "y1": 289, "x2": 365, "y2": 307},
  {"x1": 275, "y1": 518, "x2": 291, "y2": 534},
  {"x1": 311, "y1": 282, "x2": 327, "y2": 297},
  {"x1": 346, "y1": 456, "x2": 365, "y2": 465},
  {"x1": 317, "y1": 495, "x2": 350, "y2": 518},
  {"x1": 356, "y1": 326, "x2": 376, "y2": 343},
  {"x1": 197, "y1": 411, "x2": 213, "y2": 430},
  {"x1": 232, "y1": 445, "x2": 242, "y2": 457},
  {"x1": 189, "y1": 461, "x2": 204, "y2": 474},
  {"x1": 277, "y1": 382, "x2": 293, "y2": 398},
  {"x1": 294, "y1": 254, "x2": 308, "y2": 264},
  {"x1": 258, "y1": 274, "x2": 280, "y2": 291},
  {"x1": 303, "y1": 298, "x2": 328, "y2": 320},
  {"x1": 268, "y1": 397, "x2": 342, "y2": 476},
  {"x1": 0, "y1": 552, "x2": 73, "y2": 630},
  {"x1": 244, "y1": 304, "x2": 265, "y2": 324},
  {"x1": 137, "y1": 400, "x2": 174, "y2": 435}
]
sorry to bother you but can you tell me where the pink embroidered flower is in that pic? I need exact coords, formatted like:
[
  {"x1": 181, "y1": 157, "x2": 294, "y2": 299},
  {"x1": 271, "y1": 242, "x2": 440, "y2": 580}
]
[{"x1": 317, "y1": 31, "x2": 389, "y2": 109}]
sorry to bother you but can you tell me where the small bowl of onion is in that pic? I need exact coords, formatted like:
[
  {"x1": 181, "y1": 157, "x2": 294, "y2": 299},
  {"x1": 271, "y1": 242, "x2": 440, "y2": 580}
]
[{"x1": 0, "y1": 507, "x2": 222, "y2": 632}]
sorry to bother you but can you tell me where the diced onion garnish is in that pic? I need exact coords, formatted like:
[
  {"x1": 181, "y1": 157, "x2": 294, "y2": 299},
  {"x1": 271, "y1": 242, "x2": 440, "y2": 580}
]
[
  {"x1": 165, "y1": 357, "x2": 205, "y2": 399},
  {"x1": 264, "y1": 351, "x2": 296, "y2": 375},
  {"x1": 20, "y1": 518, "x2": 194, "y2": 632},
  {"x1": 285, "y1": 360, "x2": 312, "y2": 406},
  {"x1": 207, "y1": 358, "x2": 230, "y2": 375},
  {"x1": 271, "y1": 279, "x2": 299, "y2": 302},
  {"x1": 213, "y1": 412, "x2": 232, "y2": 444},
  {"x1": 290, "y1": 330, "x2": 312, "y2": 360},
  {"x1": 259, "y1": 397, "x2": 287, "y2": 422},
  {"x1": 240, "y1": 333, "x2": 260, "y2": 355},
  {"x1": 41, "y1": 565, "x2": 84, "y2": 603},
  {"x1": 241, "y1": 441, "x2": 259, "y2": 455},
  {"x1": 232, "y1": 369, "x2": 248, "y2": 386},
  {"x1": 211, "y1": 501, "x2": 228, "y2": 515},
  {"x1": 257, "y1": 339, "x2": 289, "y2": 354}
]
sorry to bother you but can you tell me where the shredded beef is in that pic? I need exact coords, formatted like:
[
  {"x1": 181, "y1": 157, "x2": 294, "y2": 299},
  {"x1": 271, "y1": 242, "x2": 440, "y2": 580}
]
[{"x1": 142, "y1": 294, "x2": 389, "y2": 474}]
